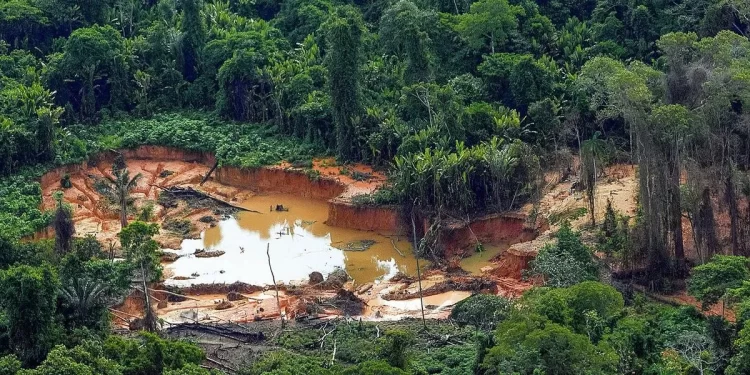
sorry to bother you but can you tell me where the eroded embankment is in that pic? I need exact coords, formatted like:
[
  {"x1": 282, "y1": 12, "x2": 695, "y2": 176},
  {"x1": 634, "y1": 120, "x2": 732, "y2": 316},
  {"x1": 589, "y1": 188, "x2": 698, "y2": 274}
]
[
  {"x1": 438, "y1": 213, "x2": 545, "y2": 261},
  {"x1": 39, "y1": 146, "x2": 403, "y2": 247}
]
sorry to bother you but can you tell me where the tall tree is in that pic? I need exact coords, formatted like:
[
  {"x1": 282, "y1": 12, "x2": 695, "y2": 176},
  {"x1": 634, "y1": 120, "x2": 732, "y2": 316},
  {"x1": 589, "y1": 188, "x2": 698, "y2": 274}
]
[
  {"x1": 578, "y1": 57, "x2": 672, "y2": 277},
  {"x1": 120, "y1": 222, "x2": 161, "y2": 332},
  {"x1": 44, "y1": 25, "x2": 129, "y2": 120},
  {"x1": 324, "y1": 6, "x2": 364, "y2": 161},
  {"x1": 0, "y1": 264, "x2": 60, "y2": 366},
  {"x1": 379, "y1": 0, "x2": 432, "y2": 84},
  {"x1": 455, "y1": 0, "x2": 520, "y2": 54},
  {"x1": 650, "y1": 104, "x2": 695, "y2": 267},
  {"x1": 580, "y1": 133, "x2": 605, "y2": 226},
  {"x1": 179, "y1": 0, "x2": 205, "y2": 82}
]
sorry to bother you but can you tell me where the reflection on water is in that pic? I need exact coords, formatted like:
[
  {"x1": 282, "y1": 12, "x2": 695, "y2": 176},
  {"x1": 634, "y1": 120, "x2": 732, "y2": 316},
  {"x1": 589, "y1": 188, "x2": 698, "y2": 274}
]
[{"x1": 164, "y1": 194, "x2": 419, "y2": 286}]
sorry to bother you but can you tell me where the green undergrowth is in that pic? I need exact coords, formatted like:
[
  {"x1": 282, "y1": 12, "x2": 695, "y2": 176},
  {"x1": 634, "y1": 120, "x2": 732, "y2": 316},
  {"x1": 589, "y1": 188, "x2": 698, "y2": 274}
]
[
  {"x1": 0, "y1": 169, "x2": 52, "y2": 239},
  {"x1": 71, "y1": 112, "x2": 324, "y2": 168},
  {"x1": 263, "y1": 319, "x2": 477, "y2": 374},
  {"x1": 351, "y1": 187, "x2": 400, "y2": 207}
]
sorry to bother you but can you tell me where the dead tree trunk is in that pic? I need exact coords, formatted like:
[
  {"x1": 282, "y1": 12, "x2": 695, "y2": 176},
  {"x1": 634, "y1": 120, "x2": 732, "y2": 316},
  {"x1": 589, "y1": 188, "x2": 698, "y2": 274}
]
[
  {"x1": 141, "y1": 263, "x2": 158, "y2": 332},
  {"x1": 266, "y1": 243, "x2": 284, "y2": 328},
  {"x1": 200, "y1": 161, "x2": 219, "y2": 186},
  {"x1": 411, "y1": 211, "x2": 426, "y2": 330}
]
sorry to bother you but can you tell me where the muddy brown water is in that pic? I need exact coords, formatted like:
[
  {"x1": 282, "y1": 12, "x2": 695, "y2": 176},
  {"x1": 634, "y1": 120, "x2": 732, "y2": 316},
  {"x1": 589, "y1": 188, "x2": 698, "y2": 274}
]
[
  {"x1": 164, "y1": 194, "x2": 421, "y2": 286},
  {"x1": 459, "y1": 243, "x2": 510, "y2": 274}
]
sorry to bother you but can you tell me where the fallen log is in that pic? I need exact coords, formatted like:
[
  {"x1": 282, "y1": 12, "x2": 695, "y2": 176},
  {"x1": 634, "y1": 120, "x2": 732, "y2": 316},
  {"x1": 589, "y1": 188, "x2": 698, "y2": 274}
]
[
  {"x1": 168, "y1": 322, "x2": 266, "y2": 343},
  {"x1": 153, "y1": 185, "x2": 261, "y2": 213},
  {"x1": 201, "y1": 161, "x2": 219, "y2": 186},
  {"x1": 148, "y1": 288, "x2": 200, "y2": 301},
  {"x1": 205, "y1": 357, "x2": 238, "y2": 373},
  {"x1": 390, "y1": 238, "x2": 406, "y2": 257},
  {"x1": 109, "y1": 308, "x2": 139, "y2": 319}
]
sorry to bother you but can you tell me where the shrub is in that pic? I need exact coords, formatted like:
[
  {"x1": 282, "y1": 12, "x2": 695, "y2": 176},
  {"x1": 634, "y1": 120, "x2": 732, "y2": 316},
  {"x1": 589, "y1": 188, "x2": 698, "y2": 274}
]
[
  {"x1": 378, "y1": 330, "x2": 414, "y2": 370},
  {"x1": 450, "y1": 294, "x2": 512, "y2": 331},
  {"x1": 60, "y1": 174, "x2": 72, "y2": 189},
  {"x1": 530, "y1": 222, "x2": 598, "y2": 287}
]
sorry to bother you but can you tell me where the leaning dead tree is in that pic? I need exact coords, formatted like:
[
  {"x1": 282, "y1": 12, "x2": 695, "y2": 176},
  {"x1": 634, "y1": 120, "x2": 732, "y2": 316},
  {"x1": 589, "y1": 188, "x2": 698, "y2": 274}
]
[
  {"x1": 410, "y1": 209, "x2": 427, "y2": 330},
  {"x1": 266, "y1": 243, "x2": 284, "y2": 328}
]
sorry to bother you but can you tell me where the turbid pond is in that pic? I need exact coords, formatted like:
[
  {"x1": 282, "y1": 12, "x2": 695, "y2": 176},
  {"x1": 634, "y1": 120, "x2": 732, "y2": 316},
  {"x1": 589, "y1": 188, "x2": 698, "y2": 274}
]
[{"x1": 164, "y1": 193, "x2": 420, "y2": 286}]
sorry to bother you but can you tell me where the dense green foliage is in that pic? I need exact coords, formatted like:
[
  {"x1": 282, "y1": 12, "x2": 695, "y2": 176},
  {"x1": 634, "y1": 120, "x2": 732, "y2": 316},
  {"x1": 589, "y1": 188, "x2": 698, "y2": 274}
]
[
  {"x1": 0, "y1": 0, "x2": 747, "y2": 234},
  {"x1": 531, "y1": 222, "x2": 598, "y2": 287},
  {"x1": 1, "y1": 0, "x2": 750, "y2": 373}
]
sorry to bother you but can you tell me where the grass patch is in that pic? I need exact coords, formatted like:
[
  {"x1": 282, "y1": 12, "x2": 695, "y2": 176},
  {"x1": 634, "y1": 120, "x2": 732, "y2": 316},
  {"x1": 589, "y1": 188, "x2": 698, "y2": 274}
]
[{"x1": 548, "y1": 207, "x2": 588, "y2": 225}]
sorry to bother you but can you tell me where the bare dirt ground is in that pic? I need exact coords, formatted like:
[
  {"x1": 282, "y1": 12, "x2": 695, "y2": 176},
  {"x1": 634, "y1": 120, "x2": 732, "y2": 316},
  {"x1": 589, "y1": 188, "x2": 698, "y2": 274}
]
[
  {"x1": 279, "y1": 158, "x2": 387, "y2": 200},
  {"x1": 43, "y1": 152, "x2": 484, "y2": 327},
  {"x1": 42, "y1": 158, "x2": 226, "y2": 249}
]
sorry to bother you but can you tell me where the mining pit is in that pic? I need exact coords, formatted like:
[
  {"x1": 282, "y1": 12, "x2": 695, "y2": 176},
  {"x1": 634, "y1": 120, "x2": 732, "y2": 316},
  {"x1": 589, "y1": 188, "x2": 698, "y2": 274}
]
[{"x1": 39, "y1": 146, "x2": 587, "y2": 327}]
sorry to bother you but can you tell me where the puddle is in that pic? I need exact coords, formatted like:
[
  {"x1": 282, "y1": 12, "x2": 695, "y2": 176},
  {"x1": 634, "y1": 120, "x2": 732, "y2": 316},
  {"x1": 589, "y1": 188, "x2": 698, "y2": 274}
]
[
  {"x1": 459, "y1": 243, "x2": 510, "y2": 275},
  {"x1": 164, "y1": 194, "x2": 420, "y2": 286}
]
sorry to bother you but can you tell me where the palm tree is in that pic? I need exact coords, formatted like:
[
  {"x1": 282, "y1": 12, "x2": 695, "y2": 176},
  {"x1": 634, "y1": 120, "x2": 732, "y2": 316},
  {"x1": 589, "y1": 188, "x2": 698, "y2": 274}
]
[
  {"x1": 59, "y1": 277, "x2": 109, "y2": 326},
  {"x1": 95, "y1": 166, "x2": 142, "y2": 229}
]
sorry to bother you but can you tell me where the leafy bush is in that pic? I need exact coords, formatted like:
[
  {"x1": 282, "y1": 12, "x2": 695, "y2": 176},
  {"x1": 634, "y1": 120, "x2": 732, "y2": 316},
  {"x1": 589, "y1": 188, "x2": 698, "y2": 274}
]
[
  {"x1": 393, "y1": 138, "x2": 540, "y2": 215},
  {"x1": 378, "y1": 330, "x2": 414, "y2": 370},
  {"x1": 351, "y1": 187, "x2": 400, "y2": 206},
  {"x1": 241, "y1": 351, "x2": 335, "y2": 375},
  {"x1": 688, "y1": 255, "x2": 749, "y2": 310},
  {"x1": 450, "y1": 294, "x2": 512, "y2": 331},
  {"x1": 60, "y1": 174, "x2": 71, "y2": 189},
  {"x1": 530, "y1": 222, "x2": 598, "y2": 287},
  {"x1": 341, "y1": 361, "x2": 408, "y2": 375}
]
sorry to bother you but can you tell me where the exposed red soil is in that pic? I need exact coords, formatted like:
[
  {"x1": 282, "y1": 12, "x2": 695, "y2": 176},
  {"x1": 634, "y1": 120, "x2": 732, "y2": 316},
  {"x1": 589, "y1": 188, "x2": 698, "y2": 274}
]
[
  {"x1": 38, "y1": 146, "x2": 402, "y2": 247},
  {"x1": 215, "y1": 166, "x2": 346, "y2": 200},
  {"x1": 486, "y1": 242, "x2": 541, "y2": 279},
  {"x1": 439, "y1": 212, "x2": 545, "y2": 260},
  {"x1": 326, "y1": 203, "x2": 403, "y2": 233}
]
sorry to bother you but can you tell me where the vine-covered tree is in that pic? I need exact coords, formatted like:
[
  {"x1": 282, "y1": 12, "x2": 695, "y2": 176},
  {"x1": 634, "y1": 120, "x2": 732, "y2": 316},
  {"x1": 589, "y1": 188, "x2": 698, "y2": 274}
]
[
  {"x1": 0, "y1": 264, "x2": 60, "y2": 366},
  {"x1": 52, "y1": 191, "x2": 74, "y2": 256},
  {"x1": 324, "y1": 6, "x2": 364, "y2": 161},
  {"x1": 179, "y1": 0, "x2": 205, "y2": 82}
]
